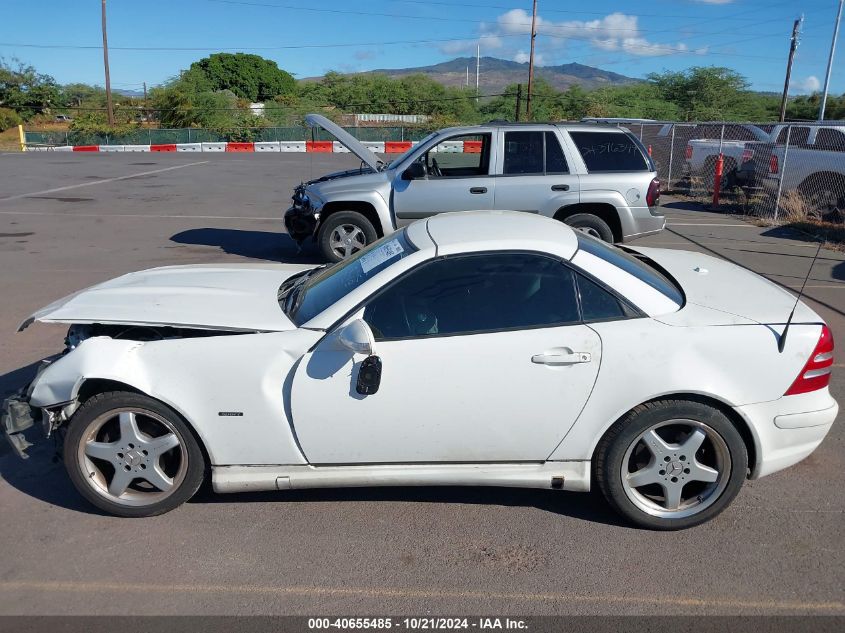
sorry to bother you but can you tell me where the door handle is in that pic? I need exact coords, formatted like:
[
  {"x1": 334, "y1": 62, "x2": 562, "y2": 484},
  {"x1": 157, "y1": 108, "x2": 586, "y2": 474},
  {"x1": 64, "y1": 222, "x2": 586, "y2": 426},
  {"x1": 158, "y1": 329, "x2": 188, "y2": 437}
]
[
  {"x1": 551, "y1": 184, "x2": 570, "y2": 191},
  {"x1": 531, "y1": 352, "x2": 591, "y2": 365},
  {"x1": 469, "y1": 187, "x2": 488, "y2": 194}
]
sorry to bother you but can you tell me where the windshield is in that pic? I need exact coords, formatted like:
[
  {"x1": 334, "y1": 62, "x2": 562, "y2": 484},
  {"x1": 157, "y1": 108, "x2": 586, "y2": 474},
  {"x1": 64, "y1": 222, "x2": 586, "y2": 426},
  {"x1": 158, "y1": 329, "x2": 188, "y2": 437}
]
[
  {"x1": 576, "y1": 234, "x2": 684, "y2": 306},
  {"x1": 283, "y1": 230, "x2": 418, "y2": 325}
]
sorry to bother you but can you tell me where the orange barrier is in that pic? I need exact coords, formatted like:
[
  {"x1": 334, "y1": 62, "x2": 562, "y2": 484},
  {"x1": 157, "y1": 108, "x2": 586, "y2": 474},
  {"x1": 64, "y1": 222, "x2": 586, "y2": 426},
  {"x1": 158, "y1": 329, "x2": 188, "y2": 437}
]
[
  {"x1": 306, "y1": 141, "x2": 333, "y2": 153},
  {"x1": 226, "y1": 142, "x2": 255, "y2": 152},
  {"x1": 72, "y1": 145, "x2": 99, "y2": 152},
  {"x1": 463, "y1": 140, "x2": 482, "y2": 153},
  {"x1": 384, "y1": 141, "x2": 412, "y2": 153},
  {"x1": 150, "y1": 144, "x2": 177, "y2": 152}
]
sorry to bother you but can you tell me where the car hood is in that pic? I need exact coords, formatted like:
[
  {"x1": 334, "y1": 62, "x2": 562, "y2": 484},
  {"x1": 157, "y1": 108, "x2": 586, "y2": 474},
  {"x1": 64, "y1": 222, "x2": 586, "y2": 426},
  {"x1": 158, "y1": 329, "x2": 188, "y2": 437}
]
[
  {"x1": 305, "y1": 113, "x2": 383, "y2": 171},
  {"x1": 19, "y1": 264, "x2": 317, "y2": 333},
  {"x1": 627, "y1": 247, "x2": 821, "y2": 325}
]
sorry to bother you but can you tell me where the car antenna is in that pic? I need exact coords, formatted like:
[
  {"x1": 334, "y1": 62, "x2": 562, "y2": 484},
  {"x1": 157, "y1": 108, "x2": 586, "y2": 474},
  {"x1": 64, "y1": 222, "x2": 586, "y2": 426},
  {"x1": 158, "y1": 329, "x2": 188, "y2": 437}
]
[{"x1": 778, "y1": 238, "x2": 824, "y2": 353}]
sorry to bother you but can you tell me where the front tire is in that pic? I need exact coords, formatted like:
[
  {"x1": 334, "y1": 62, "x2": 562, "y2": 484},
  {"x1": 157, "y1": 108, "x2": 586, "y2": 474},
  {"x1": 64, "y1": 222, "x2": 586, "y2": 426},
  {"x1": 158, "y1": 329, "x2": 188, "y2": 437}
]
[
  {"x1": 64, "y1": 391, "x2": 206, "y2": 518},
  {"x1": 318, "y1": 211, "x2": 378, "y2": 262},
  {"x1": 562, "y1": 213, "x2": 614, "y2": 243},
  {"x1": 594, "y1": 399, "x2": 747, "y2": 530}
]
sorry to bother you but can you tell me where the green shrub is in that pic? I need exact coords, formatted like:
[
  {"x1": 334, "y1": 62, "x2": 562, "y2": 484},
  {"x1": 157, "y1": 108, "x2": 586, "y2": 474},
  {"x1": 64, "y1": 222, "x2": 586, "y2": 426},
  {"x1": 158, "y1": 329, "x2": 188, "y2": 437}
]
[{"x1": 0, "y1": 107, "x2": 23, "y2": 132}]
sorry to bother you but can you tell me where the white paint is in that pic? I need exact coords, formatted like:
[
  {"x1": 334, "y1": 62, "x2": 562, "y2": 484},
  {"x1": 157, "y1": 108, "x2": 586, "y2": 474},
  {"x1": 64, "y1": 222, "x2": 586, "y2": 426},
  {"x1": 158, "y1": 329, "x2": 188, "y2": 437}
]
[{"x1": 0, "y1": 161, "x2": 209, "y2": 202}]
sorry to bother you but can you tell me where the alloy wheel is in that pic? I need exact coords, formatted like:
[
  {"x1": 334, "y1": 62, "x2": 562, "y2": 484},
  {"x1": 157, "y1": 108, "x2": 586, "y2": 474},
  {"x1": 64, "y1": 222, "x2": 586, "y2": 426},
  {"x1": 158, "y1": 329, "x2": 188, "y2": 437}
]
[
  {"x1": 329, "y1": 224, "x2": 367, "y2": 259},
  {"x1": 620, "y1": 419, "x2": 731, "y2": 520},
  {"x1": 77, "y1": 407, "x2": 189, "y2": 507}
]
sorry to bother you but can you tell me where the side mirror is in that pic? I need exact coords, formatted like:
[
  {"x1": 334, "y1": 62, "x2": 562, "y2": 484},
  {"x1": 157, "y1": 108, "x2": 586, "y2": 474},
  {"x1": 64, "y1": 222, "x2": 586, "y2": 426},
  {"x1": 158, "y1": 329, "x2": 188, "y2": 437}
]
[
  {"x1": 337, "y1": 319, "x2": 375, "y2": 355},
  {"x1": 402, "y1": 161, "x2": 426, "y2": 181}
]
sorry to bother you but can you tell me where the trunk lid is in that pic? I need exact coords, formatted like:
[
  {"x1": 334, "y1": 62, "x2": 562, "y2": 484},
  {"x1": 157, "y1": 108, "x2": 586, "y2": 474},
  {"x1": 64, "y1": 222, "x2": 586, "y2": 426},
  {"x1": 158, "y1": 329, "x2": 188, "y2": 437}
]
[
  {"x1": 626, "y1": 246, "x2": 821, "y2": 325},
  {"x1": 305, "y1": 113, "x2": 383, "y2": 172},
  {"x1": 20, "y1": 264, "x2": 316, "y2": 333}
]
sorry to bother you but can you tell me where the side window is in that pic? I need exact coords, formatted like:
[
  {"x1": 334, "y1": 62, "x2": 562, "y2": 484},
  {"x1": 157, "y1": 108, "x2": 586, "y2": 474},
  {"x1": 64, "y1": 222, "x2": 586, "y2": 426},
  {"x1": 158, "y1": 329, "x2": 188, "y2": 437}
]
[
  {"x1": 424, "y1": 134, "x2": 491, "y2": 177},
  {"x1": 569, "y1": 131, "x2": 649, "y2": 172},
  {"x1": 545, "y1": 132, "x2": 569, "y2": 174},
  {"x1": 778, "y1": 126, "x2": 810, "y2": 147},
  {"x1": 576, "y1": 273, "x2": 630, "y2": 321},
  {"x1": 815, "y1": 129, "x2": 845, "y2": 152},
  {"x1": 503, "y1": 131, "x2": 544, "y2": 175},
  {"x1": 363, "y1": 253, "x2": 579, "y2": 340}
]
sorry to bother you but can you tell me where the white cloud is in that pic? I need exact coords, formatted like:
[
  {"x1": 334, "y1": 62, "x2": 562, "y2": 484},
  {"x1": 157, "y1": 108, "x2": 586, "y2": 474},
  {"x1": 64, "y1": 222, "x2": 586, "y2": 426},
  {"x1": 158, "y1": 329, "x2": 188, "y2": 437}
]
[
  {"x1": 438, "y1": 33, "x2": 503, "y2": 56},
  {"x1": 514, "y1": 50, "x2": 545, "y2": 64},
  {"x1": 489, "y1": 10, "x2": 692, "y2": 59},
  {"x1": 792, "y1": 75, "x2": 821, "y2": 94}
]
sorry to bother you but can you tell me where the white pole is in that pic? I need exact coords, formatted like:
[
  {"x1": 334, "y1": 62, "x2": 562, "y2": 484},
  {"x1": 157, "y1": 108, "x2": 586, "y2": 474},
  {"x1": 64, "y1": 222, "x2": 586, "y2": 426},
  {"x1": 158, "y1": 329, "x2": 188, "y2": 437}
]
[
  {"x1": 476, "y1": 44, "x2": 480, "y2": 100},
  {"x1": 819, "y1": 0, "x2": 844, "y2": 121}
]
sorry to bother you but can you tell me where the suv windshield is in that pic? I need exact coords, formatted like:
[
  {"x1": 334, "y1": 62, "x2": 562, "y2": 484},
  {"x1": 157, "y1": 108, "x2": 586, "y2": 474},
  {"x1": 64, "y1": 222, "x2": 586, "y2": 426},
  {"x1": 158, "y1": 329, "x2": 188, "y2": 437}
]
[
  {"x1": 576, "y1": 234, "x2": 684, "y2": 306},
  {"x1": 281, "y1": 230, "x2": 418, "y2": 325}
]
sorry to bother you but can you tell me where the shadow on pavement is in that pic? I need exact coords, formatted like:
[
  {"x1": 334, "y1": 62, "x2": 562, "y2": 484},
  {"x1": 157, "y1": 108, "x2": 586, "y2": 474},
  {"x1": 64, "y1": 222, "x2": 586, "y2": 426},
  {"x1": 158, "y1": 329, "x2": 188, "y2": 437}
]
[
  {"x1": 170, "y1": 228, "x2": 322, "y2": 264},
  {"x1": 190, "y1": 484, "x2": 627, "y2": 528}
]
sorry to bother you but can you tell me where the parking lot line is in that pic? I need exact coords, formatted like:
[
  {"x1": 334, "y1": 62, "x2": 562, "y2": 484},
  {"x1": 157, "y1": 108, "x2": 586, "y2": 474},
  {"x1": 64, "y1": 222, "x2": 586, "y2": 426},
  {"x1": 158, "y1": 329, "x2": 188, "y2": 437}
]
[
  {"x1": 0, "y1": 161, "x2": 209, "y2": 202},
  {"x1": 0, "y1": 210, "x2": 277, "y2": 220},
  {"x1": 1, "y1": 580, "x2": 842, "y2": 612}
]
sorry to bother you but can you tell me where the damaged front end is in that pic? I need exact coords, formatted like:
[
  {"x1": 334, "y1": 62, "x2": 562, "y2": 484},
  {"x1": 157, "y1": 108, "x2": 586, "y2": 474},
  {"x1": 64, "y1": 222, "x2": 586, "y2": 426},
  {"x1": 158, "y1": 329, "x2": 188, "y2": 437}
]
[
  {"x1": 2, "y1": 358, "x2": 68, "y2": 459},
  {"x1": 284, "y1": 183, "x2": 319, "y2": 244}
]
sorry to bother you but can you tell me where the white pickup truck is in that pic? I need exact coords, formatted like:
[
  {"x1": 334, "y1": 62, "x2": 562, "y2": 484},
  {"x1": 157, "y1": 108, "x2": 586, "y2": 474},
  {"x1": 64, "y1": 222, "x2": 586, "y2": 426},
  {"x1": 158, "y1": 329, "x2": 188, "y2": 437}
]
[
  {"x1": 683, "y1": 124, "x2": 774, "y2": 190},
  {"x1": 736, "y1": 124, "x2": 845, "y2": 215}
]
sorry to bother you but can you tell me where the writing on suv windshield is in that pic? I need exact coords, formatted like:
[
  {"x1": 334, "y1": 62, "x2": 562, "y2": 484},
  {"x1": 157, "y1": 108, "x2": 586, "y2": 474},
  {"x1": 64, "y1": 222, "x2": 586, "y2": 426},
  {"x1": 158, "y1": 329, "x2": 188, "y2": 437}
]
[{"x1": 282, "y1": 230, "x2": 417, "y2": 325}]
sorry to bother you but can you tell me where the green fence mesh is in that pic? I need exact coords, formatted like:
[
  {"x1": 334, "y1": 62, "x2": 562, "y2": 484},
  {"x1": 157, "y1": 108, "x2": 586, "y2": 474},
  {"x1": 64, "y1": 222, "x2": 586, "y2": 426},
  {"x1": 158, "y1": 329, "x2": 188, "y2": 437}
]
[{"x1": 23, "y1": 126, "x2": 434, "y2": 146}]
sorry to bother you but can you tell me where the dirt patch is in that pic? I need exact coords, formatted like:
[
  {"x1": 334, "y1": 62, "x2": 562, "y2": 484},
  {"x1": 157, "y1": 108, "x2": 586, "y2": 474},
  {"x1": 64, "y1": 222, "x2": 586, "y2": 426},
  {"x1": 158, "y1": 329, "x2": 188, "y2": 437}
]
[
  {"x1": 25, "y1": 196, "x2": 94, "y2": 203},
  {"x1": 0, "y1": 232, "x2": 34, "y2": 238}
]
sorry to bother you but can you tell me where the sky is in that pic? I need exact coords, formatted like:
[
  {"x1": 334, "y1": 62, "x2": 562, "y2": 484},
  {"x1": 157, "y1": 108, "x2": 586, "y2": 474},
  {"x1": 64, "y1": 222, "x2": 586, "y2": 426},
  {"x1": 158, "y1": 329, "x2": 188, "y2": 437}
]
[{"x1": 1, "y1": 0, "x2": 843, "y2": 96}]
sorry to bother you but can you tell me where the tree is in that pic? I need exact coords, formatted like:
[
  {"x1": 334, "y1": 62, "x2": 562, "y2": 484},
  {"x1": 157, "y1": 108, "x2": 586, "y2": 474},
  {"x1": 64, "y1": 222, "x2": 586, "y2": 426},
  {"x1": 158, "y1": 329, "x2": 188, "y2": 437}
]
[
  {"x1": 183, "y1": 53, "x2": 295, "y2": 101},
  {"x1": 0, "y1": 58, "x2": 62, "y2": 119},
  {"x1": 647, "y1": 67, "x2": 754, "y2": 121}
]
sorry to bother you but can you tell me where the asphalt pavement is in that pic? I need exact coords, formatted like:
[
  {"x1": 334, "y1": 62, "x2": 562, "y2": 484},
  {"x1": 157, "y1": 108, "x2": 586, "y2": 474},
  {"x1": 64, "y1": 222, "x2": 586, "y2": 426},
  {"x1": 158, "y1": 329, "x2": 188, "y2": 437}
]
[{"x1": 0, "y1": 153, "x2": 843, "y2": 616}]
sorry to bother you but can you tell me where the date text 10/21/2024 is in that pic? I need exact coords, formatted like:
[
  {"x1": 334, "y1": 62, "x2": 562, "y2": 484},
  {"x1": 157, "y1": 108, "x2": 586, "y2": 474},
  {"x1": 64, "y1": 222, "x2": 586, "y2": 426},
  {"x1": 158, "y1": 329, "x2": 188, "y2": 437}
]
[{"x1": 307, "y1": 618, "x2": 529, "y2": 630}]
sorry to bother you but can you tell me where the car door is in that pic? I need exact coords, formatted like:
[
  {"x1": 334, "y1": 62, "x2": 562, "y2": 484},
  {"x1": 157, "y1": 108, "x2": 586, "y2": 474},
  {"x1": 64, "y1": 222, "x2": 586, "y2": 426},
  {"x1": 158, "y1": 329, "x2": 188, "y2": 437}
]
[
  {"x1": 494, "y1": 129, "x2": 579, "y2": 216},
  {"x1": 289, "y1": 251, "x2": 602, "y2": 464},
  {"x1": 392, "y1": 132, "x2": 496, "y2": 227}
]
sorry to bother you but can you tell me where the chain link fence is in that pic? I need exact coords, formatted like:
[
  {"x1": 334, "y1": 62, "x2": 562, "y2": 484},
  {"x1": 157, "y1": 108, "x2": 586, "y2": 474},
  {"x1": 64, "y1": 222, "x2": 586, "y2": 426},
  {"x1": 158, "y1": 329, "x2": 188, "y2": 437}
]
[
  {"x1": 632, "y1": 121, "x2": 845, "y2": 224},
  {"x1": 23, "y1": 125, "x2": 434, "y2": 147}
]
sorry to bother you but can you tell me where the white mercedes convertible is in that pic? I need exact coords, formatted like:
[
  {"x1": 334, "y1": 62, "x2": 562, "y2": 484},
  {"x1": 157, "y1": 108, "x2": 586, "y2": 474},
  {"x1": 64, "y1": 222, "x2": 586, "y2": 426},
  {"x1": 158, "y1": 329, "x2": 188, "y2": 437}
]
[{"x1": 2, "y1": 212, "x2": 837, "y2": 529}]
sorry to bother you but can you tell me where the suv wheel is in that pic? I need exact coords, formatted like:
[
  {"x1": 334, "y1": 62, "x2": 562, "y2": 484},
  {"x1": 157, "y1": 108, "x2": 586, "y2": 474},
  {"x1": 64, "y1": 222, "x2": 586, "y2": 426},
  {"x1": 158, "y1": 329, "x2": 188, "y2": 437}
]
[
  {"x1": 318, "y1": 211, "x2": 378, "y2": 262},
  {"x1": 563, "y1": 213, "x2": 614, "y2": 242}
]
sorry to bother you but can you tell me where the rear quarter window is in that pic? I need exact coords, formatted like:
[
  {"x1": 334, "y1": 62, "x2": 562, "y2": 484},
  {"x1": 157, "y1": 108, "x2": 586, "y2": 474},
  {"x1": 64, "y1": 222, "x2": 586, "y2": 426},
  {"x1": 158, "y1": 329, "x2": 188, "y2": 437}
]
[{"x1": 569, "y1": 131, "x2": 650, "y2": 172}]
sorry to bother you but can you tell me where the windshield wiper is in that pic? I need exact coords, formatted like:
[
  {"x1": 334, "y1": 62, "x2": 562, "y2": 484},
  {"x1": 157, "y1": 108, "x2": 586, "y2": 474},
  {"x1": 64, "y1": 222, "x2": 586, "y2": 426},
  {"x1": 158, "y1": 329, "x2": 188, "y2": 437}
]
[{"x1": 281, "y1": 265, "x2": 327, "y2": 316}]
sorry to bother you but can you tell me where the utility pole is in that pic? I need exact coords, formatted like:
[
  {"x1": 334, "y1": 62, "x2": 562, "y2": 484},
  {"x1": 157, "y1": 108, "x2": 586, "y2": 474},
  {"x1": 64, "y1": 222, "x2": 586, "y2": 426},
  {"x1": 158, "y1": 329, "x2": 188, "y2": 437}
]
[
  {"x1": 779, "y1": 16, "x2": 803, "y2": 122},
  {"x1": 143, "y1": 81, "x2": 148, "y2": 118},
  {"x1": 526, "y1": 0, "x2": 538, "y2": 120},
  {"x1": 515, "y1": 84, "x2": 522, "y2": 122},
  {"x1": 819, "y1": 0, "x2": 843, "y2": 121},
  {"x1": 101, "y1": 0, "x2": 115, "y2": 126}
]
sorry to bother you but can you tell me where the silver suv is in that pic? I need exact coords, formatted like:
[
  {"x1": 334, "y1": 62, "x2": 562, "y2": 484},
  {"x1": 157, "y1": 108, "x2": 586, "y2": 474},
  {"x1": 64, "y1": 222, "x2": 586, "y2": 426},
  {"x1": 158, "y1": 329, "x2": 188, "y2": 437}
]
[{"x1": 285, "y1": 115, "x2": 665, "y2": 262}]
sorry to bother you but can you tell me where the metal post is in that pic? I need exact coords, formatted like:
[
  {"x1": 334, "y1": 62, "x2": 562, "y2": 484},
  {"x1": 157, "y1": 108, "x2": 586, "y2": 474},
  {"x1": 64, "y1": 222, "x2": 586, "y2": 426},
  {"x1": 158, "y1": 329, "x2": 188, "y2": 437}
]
[
  {"x1": 188, "y1": 128, "x2": 191, "y2": 144},
  {"x1": 819, "y1": 0, "x2": 844, "y2": 120},
  {"x1": 17, "y1": 124, "x2": 25, "y2": 152},
  {"x1": 774, "y1": 125, "x2": 792, "y2": 222},
  {"x1": 667, "y1": 125, "x2": 676, "y2": 192},
  {"x1": 639, "y1": 123, "x2": 644, "y2": 140},
  {"x1": 718, "y1": 124, "x2": 725, "y2": 155}
]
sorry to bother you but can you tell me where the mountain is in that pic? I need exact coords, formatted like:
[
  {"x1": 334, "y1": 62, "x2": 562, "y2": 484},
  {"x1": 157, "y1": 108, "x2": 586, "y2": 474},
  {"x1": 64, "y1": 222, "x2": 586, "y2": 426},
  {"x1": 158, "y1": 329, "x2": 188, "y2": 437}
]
[{"x1": 307, "y1": 57, "x2": 639, "y2": 93}]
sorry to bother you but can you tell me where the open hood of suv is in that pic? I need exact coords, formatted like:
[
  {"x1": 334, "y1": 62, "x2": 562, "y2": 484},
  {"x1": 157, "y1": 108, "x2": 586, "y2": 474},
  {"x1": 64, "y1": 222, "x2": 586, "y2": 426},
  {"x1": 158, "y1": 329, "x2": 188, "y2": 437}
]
[{"x1": 305, "y1": 113, "x2": 383, "y2": 171}]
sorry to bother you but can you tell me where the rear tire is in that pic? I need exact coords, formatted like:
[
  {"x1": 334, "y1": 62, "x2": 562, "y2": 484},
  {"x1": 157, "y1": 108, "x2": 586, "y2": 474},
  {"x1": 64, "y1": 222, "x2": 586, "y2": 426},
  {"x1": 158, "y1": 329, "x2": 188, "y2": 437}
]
[
  {"x1": 562, "y1": 213, "x2": 614, "y2": 243},
  {"x1": 594, "y1": 399, "x2": 747, "y2": 530},
  {"x1": 318, "y1": 211, "x2": 378, "y2": 262}
]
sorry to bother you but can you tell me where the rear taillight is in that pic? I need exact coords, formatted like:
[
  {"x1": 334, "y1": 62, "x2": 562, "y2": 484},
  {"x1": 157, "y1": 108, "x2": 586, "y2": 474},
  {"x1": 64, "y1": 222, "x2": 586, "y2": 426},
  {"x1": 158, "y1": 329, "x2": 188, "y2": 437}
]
[
  {"x1": 741, "y1": 148, "x2": 753, "y2": 163},
  {"x1": 685, "y1": 145, "x2": 693, "y2": 160},
  {"x1": 646, "y1": 177, "x2": 660, "y2": 207},
  {"x1": 769, "y1": 154, "x2": 779, "y2": 174},
  {"x1": 784, "y1": 325, "x2": 834, "y2": 396}
]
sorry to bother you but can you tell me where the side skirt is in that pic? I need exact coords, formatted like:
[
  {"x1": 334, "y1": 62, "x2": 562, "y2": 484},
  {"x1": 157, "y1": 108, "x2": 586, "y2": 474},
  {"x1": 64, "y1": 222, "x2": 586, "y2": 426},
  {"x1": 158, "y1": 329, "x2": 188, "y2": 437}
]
[{"x1": 211, "y1": 461, "x2": 591, "y2": 494}]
